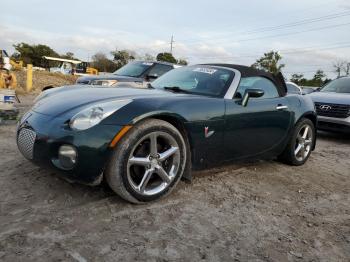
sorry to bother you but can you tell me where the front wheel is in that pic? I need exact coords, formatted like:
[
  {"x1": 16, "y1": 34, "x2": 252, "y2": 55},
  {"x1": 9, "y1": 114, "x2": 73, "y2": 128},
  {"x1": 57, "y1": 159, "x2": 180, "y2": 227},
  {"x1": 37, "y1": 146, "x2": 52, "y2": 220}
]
[
  {"x1": 279, "y1": 118, "x2": 315, "y2": 166},
  {"x1": 105, "y1": 119, "x2": 187, "y2": 204}
]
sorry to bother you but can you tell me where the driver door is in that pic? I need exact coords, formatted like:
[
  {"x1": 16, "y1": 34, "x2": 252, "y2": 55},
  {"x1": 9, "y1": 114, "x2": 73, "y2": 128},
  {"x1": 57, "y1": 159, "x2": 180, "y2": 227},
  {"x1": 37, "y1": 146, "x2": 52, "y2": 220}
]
[{"x1": 224, "y1": 76, "x2": 292, "y2": 160}]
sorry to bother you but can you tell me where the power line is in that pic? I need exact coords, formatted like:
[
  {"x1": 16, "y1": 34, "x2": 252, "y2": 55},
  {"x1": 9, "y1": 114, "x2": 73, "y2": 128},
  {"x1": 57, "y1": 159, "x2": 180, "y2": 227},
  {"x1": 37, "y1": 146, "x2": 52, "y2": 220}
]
[
  {"x1": 237, "y1": 22, "x2": 350, "y2": 42},
  {"x1": 185, "y1": 41, "x2": 350, "y2": 60},
  {"x1": 240, "y1": 11, "x2": 350, "y2": 35},
  {"x1": 182, "y1": 4, "x2": 344, "y2": 43},
  {"x1": 185, "y1": 21, "x2": 350, "y2": 46},
  {"x1": 185, "y1": 11, "x2": 350, "y2": 44}
]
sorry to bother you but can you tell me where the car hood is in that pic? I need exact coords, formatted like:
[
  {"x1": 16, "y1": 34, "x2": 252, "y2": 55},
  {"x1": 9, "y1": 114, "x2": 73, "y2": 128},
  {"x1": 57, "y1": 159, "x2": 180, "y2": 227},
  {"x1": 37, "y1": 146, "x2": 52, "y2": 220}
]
[
  {"x1": 32, "y1": 86, "x2": 187, "y2": 117},
  {"x1": 76, "y1": 74, "x2": 143, "y2": 83},
  {"x1": 308, "y1": 91, "x2": 350, "y2": 104}
]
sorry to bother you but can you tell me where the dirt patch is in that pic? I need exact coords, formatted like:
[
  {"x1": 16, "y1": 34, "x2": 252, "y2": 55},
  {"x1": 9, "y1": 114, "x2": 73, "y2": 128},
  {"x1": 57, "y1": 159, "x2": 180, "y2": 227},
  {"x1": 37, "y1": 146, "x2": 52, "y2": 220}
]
[
  {"x1": 14, "y1": 70, "x2": 78, "y2": 94},
  {"x1": 0, "y1": 95, "x2": 349, "y2": 261}
]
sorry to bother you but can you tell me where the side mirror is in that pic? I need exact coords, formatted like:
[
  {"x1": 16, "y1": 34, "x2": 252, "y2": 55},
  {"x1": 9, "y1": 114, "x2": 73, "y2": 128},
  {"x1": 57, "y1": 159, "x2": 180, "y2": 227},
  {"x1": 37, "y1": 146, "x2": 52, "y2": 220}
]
[
  {"x1": 241, "y1": 88, "x2": 264, "y2": 107},
  {"x1": 146, "y1": 74, "x2": 158, "y2": 81}
]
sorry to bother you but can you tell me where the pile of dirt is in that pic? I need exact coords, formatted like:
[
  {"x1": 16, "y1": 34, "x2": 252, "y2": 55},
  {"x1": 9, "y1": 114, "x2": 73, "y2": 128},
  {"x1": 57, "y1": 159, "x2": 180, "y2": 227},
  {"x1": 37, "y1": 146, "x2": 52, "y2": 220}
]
[{"x1": 14, "y1": 70, "x2": 78, "y2": 93}]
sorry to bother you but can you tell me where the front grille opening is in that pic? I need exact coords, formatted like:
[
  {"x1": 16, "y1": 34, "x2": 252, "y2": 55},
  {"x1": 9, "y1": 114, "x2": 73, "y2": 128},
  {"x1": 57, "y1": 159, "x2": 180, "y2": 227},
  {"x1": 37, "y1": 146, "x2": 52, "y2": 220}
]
[
  {"x1": 315, "y1": 102, "x2": 350, "y2": 119},
  {"x1": 17, "y1": 128, "x2": 36, "y2": 160}
]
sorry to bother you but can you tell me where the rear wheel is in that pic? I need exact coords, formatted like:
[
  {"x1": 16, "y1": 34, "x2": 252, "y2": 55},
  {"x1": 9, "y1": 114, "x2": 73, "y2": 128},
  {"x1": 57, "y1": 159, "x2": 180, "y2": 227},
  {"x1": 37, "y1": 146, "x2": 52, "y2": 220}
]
[
  {"x1": 279, "y1": 118, "x2": 315, "y2": 166},
  {"x1": 105, "y1": 119, "x2": 187, "y2": 204}
]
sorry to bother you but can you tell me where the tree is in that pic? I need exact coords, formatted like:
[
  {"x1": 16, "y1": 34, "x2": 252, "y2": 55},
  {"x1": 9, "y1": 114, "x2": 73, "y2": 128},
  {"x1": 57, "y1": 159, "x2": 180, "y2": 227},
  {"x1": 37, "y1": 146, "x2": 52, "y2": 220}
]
[
  {"x1": 252, "y1": 51, "x2": 285, "y2": 74},
  {"x1": 91, "y1": 52, "x2": 118, "y2": 72},
  {"x1": 61, "y1": 52, "x2": 75, "y2": 60},
  {"x1": 290, "y1": 73, "x2": 304, "y2": 85},
  {"x1": 156, "y1": 52, "x2": 177, "y2": 64},
  {"x1": 13, "y1": 42, "x2": 59, "y2": 67},
  {"x1": 177, "y1": 59, "x2": 188, "y2": 65},
  {"x1": 111, "y1": 49, "x2": 136, "y2": 69},
  {"x1": 290, "y1": 70, "x2": 328, "y2": 87},
  {"x1": 333, "y1": 61, "x2": 345, "y2": 78},
  {"x1": 344, "y1": 62, "x2": 350, "y2": 76},
  {"x1": 312, "y1": 69, "x2": 326, "y2": 87}
]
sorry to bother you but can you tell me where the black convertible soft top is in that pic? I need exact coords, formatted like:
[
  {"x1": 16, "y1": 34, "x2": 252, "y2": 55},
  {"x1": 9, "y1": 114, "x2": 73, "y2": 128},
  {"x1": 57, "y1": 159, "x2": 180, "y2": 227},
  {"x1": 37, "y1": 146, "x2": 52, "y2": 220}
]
[{"x1": 204, "y1": 63, "x2": 288, "y2": 96}]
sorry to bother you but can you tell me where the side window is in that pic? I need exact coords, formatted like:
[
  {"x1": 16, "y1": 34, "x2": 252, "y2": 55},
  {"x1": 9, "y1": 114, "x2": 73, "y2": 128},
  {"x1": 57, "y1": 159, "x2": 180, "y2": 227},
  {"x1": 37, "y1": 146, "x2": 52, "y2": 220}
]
[
  {"x1": 148, "y1": 64, "x2": 173, "y2": 77},
  {"x1": 235, "y1": 77, "x2": 279, "y2": 99}
]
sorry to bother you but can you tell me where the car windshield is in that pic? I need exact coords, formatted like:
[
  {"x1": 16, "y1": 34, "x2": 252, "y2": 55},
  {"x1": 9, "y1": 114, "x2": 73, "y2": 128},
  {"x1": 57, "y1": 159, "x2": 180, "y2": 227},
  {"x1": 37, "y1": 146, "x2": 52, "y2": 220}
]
[
  {"x1": 152, "y1": 66, "x2": 234, "y2": 97},
  {"x1": 321, "y1": 78, "x2": 350, "y2": 93},
  {"x1": 113, "y1": 61, "x2": 153, "y2": 77}
]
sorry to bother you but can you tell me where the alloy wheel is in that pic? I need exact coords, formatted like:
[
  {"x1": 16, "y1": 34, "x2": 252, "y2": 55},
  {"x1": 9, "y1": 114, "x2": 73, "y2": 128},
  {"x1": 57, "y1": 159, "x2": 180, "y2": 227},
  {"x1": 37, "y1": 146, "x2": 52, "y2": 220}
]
[
  {"x1": 294, "y1": 124, "x2": 313, "y2": 162},
  {"x1": 126, "y1": 131, "x2": 181, "y2": 196}
]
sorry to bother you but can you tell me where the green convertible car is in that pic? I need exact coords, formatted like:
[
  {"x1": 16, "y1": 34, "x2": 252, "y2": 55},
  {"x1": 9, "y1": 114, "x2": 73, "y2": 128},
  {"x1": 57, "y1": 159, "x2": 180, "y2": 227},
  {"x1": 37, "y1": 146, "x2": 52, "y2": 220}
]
[{"x1": 17, "y1": 64, "x2": 317, "y2": 203}]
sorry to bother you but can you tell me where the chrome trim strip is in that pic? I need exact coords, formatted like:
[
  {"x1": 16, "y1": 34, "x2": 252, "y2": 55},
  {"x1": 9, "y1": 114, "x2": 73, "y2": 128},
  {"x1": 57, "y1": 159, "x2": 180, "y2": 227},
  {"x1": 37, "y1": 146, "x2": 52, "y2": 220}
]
[{"x1": 224, "y1": 68, "x2": 241, "y2": 99}]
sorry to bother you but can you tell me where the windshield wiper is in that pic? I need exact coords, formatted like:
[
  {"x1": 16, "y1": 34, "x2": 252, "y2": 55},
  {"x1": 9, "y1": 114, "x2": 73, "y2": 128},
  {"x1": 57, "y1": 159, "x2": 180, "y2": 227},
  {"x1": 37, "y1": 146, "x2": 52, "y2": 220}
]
[{"x1": 163, "y1": 86, "x2": 192, "y2": 94}]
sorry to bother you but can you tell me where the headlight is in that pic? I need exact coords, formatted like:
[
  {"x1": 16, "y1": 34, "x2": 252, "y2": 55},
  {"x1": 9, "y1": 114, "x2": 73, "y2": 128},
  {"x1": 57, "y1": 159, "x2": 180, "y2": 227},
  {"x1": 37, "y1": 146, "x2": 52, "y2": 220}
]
[
  {"x1": 90, "y1": 80, "x2": 118, "y2": 86},
  {"x1": 69, "y1": 99, "x2": 132, "y2": 131}
]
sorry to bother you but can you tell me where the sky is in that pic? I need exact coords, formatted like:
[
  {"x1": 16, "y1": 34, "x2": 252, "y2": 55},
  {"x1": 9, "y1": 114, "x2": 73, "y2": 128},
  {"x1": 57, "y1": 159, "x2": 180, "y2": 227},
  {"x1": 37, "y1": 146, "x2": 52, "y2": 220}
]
[{"x1": 1, "y1": 0, "x2": 350, "y2": 79}]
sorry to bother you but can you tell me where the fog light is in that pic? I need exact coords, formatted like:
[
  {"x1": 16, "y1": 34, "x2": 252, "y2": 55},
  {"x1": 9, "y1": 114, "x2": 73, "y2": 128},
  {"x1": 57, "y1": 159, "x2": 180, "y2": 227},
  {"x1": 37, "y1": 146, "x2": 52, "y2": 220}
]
[{"x1": 58, "y1": 145, "x2": 77, "y2": 169}]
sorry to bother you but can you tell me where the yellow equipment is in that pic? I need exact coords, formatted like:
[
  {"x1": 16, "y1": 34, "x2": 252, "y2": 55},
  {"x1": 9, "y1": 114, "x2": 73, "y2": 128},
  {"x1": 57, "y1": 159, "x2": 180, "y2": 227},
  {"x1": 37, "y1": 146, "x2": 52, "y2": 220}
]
[
  {"x1": 0, "y1": 50, "x2": 23, "y2": 71},
  {"x1": 10, "y1": 60, "x2": 23, "y2": 70},
  {"x1": 86, "y1": 66, "x2": 98, "y2": 75},
  {"x1": 76, "y1": 62, "x2": 98, "y2": 75},
  {"x1": 0, "y1": 70, "x2": 17, "y2": 89},
  {"x1": 0, "y1": 50, "x2": 18, "y2": 89}
]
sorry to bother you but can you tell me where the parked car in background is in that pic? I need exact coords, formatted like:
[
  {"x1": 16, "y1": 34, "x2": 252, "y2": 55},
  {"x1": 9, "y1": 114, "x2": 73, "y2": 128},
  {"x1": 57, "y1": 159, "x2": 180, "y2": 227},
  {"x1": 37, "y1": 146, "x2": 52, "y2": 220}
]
[
  {"x1": 76, "y1": 61, "x2": 181, "y2": 87},
  {"x1": 286, "y1": 82, "x2": 319, "y2": 95},
  {"x1": 309, "y1": 76, "x2": 350, "y2": 133},
  {"x1": 17, "y1": 64, "x2": 316, "y2": 203},
  {"x1": 301, "y1": 86, "x2": 318, "y2": 94},
  {"x1": 286, "y1": 81, "x2": 302, "y2": 94}
]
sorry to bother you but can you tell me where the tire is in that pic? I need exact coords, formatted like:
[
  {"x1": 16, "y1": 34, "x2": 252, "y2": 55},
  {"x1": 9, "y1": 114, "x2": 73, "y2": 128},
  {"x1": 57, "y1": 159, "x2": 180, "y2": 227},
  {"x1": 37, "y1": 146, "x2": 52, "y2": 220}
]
[
  {"x1": 105, "y1": 119, "x2": 187, "y2": 204},
  {"x1": 279, "y1": 118, "x2": 315, "y2": 166}
]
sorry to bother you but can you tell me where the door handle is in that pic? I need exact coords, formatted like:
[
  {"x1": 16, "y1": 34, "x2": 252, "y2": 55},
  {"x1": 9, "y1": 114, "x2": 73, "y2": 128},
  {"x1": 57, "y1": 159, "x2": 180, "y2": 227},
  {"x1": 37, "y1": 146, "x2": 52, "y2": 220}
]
[{"x1": 276, "y1": 105, "x2": 288, "y2": 110}]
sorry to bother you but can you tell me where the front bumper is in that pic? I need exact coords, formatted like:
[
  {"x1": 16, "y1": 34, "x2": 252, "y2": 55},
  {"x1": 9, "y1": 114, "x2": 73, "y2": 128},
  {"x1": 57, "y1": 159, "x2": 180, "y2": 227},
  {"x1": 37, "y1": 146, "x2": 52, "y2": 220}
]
[
  {"x1": 317, "y1": 115, "x2": 350, "y2": 133},
  {"x1": 17, "y1": 111, "x2": 124, "y2": 184}
]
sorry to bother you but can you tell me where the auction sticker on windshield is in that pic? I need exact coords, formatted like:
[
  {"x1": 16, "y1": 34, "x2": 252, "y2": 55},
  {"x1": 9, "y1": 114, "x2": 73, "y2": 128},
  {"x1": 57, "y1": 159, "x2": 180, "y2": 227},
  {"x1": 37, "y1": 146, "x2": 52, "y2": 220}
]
[
  {"x1": 193, "y1": 68, "x2": 217, "y2": 74},
  {"x1": 142, "y1": 62, "x2": 154, "y2": 66}
]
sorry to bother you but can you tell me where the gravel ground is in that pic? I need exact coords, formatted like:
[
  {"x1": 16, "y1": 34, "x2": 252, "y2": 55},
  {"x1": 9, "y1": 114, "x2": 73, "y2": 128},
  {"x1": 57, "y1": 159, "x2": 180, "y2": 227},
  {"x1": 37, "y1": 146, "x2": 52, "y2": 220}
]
[{"x1": 0, "y1": 95, "x2": 349, "y2": 262}]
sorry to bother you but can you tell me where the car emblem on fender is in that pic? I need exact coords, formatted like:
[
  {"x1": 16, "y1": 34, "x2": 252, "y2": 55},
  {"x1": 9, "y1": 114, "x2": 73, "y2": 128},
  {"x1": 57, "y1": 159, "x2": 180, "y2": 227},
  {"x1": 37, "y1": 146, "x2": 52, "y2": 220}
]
[
  {"x1": 320, "y1": 105, "x2": 332, "y2": 111},
  {"x1": 205, "y1": 127, "x2": 215, "y2": 138}
]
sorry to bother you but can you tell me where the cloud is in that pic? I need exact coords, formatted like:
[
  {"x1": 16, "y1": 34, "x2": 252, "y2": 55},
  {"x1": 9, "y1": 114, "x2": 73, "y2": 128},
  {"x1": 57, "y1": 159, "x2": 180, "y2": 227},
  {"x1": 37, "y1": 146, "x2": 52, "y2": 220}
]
[
  {"x1": 0, "y1": 24, "x2": 151, "y2": 60},
  {"x1": 0, "y1": 24, "x2": 234, "y2": 64},
  {"x1": 1, "y1": 18, "x2": 348, "y2": 78},
  {"x1": 338, "y1": 0, "x2": 350, "y2": 9}
]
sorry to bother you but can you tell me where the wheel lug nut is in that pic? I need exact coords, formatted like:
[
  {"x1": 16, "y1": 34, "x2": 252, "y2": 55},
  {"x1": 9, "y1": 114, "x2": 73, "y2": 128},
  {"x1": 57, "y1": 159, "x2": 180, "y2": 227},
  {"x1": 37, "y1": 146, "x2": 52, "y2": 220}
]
[{"x1": 156, "y1": 154, "x2": 160, "y2": 159}]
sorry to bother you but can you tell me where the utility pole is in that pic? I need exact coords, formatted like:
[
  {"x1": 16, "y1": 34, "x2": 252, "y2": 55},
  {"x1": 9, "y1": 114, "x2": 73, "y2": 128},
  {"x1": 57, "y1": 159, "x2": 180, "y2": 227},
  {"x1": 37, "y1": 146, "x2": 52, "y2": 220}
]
[{"x1": 170, "y1": 35, "x2": 175, "y2": 54}]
